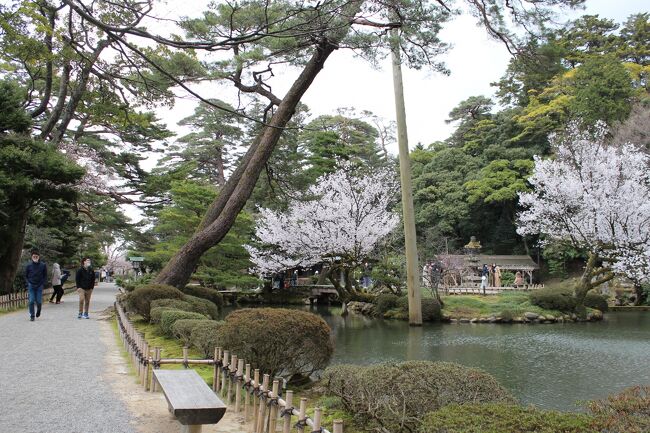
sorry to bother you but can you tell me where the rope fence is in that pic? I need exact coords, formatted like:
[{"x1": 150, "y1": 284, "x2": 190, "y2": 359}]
[{"x1": 115, "y1": 300, "x2": 343, "y2": 433}]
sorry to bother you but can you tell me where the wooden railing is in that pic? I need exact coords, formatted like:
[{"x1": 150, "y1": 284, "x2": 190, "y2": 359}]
[
  {"x1": 115, "y1": 300, "x2": 343, "y2": 433},
  {"x1": 445, "y1": 284, "x2": 545, "y2": 295},
  {"x1": 0, "y1": 286, "x2": 75, "y2": 311}
]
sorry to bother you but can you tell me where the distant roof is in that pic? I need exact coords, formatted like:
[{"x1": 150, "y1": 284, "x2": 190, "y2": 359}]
[
  {"x1": 438, "y1": 254, "x2": 539, "y2": 271},
  {"x1": 128, "y1": 256, "x2": 145, "y2": 262}
]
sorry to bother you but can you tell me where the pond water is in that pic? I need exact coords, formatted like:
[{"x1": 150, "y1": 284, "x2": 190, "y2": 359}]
[{"x1": 226, "y1": 305, "x2": 650, "y2": 411}]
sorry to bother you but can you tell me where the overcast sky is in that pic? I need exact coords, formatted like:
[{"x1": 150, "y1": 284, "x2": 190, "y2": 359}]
[{"x1": 153, "y1": 0, "x2": 648, "y2": 157}]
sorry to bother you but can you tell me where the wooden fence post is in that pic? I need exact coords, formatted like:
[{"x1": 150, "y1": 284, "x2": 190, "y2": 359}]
[
  {"x1": 269, "y1": 380, "x2": 280, "y2": 433},
  {"x1": 213, "y1": 347, "x2": 221, "y2": 392},
  {"x1": 228, "y1": 354, "x2": 237, "y2": 404},
  {"x1": 297, "y1": 398, "x2": 307, "y2": 433},
  {"x1": 235, "y1": 358, "x2": 244, "y2": 412},
  {"x1": 183, "y1": 347, "x2": 189, "y2": 369},
  {"x1": 282, "y1": 390, "x2": 293, "y2": 433},
  {"x1": 313, "y1": 407, "x2": 322, "y2": 431},
  {"x1": 333, "y1": 419, "x2": 343, "y2": 433},
  {"x1": 244, "y1": 363, "x2": 251, "y2": 420},
  {"x1": 221, "y1": 351, "x2": 229, "y2": 395},
  {"x1": 255, "y1": 374, "x2": 269, "y2": 433},
  {"x1": 252, "y1": 369, "x2": 260, "y2": 431}
]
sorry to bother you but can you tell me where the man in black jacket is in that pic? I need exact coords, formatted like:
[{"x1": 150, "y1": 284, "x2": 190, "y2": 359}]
[
  {"x1": 25, "y1": 248, "x2": 47, "y2": 321},
  {"x1": 75, "y1": 257, "x2": 95, "y2": 319}
]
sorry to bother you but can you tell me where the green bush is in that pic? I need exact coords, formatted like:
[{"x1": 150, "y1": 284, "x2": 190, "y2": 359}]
[
  {"x1": 529, "y1": 287, "x2": 576, "y2": 311},
  {"x1": 500, "y1": 309, "x2": 515, "y2": 322},
  {"x1": 184, "y1": 295, "x2": 220, "y2": 319},
  {"x1": 396, "y1": 296, "x2": 409, "y2": 311},
  {"x1": 375, "y1": 293, "x2": 399, "y2": 314},
  {"x1": 182, "y1": 285, "x2": 224, "y2": 308},
  {"x1": 588, "y1": 385, "x2": 650, "y2": 433},
  {"x1": 190, "y1": 320, "x2": 224, "y2": 358},
  {"x1": 420, "y1": 403, "x2": 598, "y2": 433},
  {"x1": 584, "y1": 292, "x2": 609, "y2": 312},
  {"x1": 217, "y1": 308, "x2": 333, "y2": 380},
  {"x1": 149, "y1": 299, "x2": 194, "y2": 323},
  {"x1": 172, "y1": 319, "x2": 209, "y2": 346},
  {"x1": 323, "y1": 361, "x2": 515, "y2": 433},
  {"x1": 159, "y1": 309, "x2": 207, "y2": 337},
  {"x1": 422, "y1": 298, "x2": 442, "y2": 322},
  {"x1": 126, "y1": 284, "x2": 185, "y2": 321},
  {"x1": 530, "y1": 287, "x2": 609, "y2": 313}
]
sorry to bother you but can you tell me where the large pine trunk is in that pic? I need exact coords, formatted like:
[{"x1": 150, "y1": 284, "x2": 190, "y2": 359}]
[{"x1": 154, "y1": 41, "x2": 339, "y2": 289}]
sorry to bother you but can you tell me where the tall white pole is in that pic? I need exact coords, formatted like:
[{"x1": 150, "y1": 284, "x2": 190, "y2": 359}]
[{"x1": 390, "y1": 28, "x2": 422, "y2": 326}]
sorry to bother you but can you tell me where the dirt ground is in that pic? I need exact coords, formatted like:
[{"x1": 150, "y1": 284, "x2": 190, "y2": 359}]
[{"x1": 99, "y1": 316, "x2": 251, "y2": 433}]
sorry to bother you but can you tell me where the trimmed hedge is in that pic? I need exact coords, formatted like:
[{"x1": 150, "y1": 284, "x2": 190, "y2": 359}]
[
  {"x1": 149, "y1": 299, "x2": 194, "y2": 323},
  {"x1": 159, "y1": 309, "x2": 207, "y2": 337},
  {"x1": 182, "y1": 285, "x2": 224, "y2": 308},
  {"x1": 190, "y1": 320, "x2": 224, "y2": 358},
  {"x1": 375, "y1": 293, "x2": 399, "y2": 314},
  {"x1": 217, "y1": 308, "x2": 333, "y2": 380},
  {"x1": 530, "y1": 287, "x2": 609, "y2": 312},
  {"x1": 184, "y1": 295, "x2": 219, "y2": 319},
  {"x1": 126, "y1": 284, "x2": 185, "y2": 321},
  {"x1": 172, "y1": 319, "x2": 209, "y2": 346},
  {"x1": 530, "y1": 287, "x2": 577, "y2": 311},
  {"x1": 420, "y1": 404, "x2": 598, "y2": 433},
  {"x1": 323, "y1": 361, "x2": 515, "y2": 433}
]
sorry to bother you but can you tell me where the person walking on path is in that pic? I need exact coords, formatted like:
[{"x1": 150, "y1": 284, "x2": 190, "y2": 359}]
[
  {"x1": 49, "y1": 263, "x2": 64, "y2": 304},
  {"x1": 25, "y1": 248, "x2": 47, "y2": 321},
  {"x1": 76, "y1": 257, "x2": 96, "y2": 319}
]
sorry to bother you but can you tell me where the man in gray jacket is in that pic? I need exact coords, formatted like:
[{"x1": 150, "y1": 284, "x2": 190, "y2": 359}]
[{"x1": 25, "y1": 249, "x2": 47, "y2": 321}]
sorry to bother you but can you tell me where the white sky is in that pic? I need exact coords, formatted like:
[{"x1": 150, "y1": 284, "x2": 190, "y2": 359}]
[{"x1": 153, "y1": 0, "x2": 648, "y2": 156}]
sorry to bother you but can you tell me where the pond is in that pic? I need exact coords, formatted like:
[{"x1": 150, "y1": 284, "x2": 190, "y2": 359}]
[
  {"x1": 224, "y1": 303, "x2": 650, "y2": 411},
  {"x1": 305, "y1": 307, "x2": 650, "y2": 411}
]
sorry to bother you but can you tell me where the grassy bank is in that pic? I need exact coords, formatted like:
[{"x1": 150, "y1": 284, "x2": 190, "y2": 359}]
[{"x1": 441, "y1": 292, "x2": 563, "y2": 319}]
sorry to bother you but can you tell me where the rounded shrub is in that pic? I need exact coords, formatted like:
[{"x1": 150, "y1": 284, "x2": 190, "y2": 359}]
[
  {"x1": 584, "y1": 293, "x2": 609, "y2": 312},
  {"x1": 420, "y1": 403, "x2": 598, "y2": 433},
  {"x1": 182, "y1": 285, "x2": 224, "y2": 308},
  {"x1": 323, "y1": 361, "x2": 515, "y2": 433},
  {"x1": 126, "y1": 284, "x2": 185, "y2": 321},
  {"x1": 529, "y1": 287, "x2": 577, "y2": 311},
  {"x1": 375, "y1": 293, "x2": 399, "y2": 314},
  {"x1": 172, "y1": 319, "x2": 209, "y2": 346},
  {"x1": 396, "y1": 296, "x2": 409, "y2": 311},
  {"x1": 159, "y1": 309, "x2": 207, "y2": 337},
  {"x1": 184, "y1": 295, "x2": 219, "y2": 319},
  {"x1": 217, "y1": 308, "x2": 333, "y2": 380},
  {"x1": 190, "y1": 320, "x2": 224, "y2": 358},
  {"x1": 588, "y1": 385, "x2": 650, "y2": 433},
  {"x1": 422, "y1": 298, "x2": 442, "y2": 322},
  {"x1": 149, "y1": 299, "x2": 194, "y2": 323}
]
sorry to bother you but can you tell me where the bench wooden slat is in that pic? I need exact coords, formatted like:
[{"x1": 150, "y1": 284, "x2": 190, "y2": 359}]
[{"x1": 153, "y1": 369, "x2": 226, "y2": 426}]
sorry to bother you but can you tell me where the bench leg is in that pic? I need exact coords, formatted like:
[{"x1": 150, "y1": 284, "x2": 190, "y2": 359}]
[{"x1": 181, "y1": 425, "x2": 201, "y2": 433}]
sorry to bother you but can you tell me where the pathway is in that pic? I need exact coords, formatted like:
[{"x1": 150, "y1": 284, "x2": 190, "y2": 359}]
[{"x1": 0, "y1": 283, "x2": 247, "y2": 433}]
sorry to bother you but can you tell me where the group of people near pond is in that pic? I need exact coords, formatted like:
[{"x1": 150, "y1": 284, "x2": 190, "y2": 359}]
[
  {"x1": 479, "y1": 264, "x2": 525, "y2": 291},
  {"x1": 24, "y1": 249, "x2": 96, "y2": 321}
]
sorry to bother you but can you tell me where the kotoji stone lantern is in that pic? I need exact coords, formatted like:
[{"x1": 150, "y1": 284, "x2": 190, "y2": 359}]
[{"x1": 464, "y1": 236, "x2": 482, "y2": 256}]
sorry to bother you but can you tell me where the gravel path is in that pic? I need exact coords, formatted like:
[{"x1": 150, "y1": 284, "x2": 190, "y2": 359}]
[{"x1": 0, "y1": 283, "x2": 138, "y2": 433}]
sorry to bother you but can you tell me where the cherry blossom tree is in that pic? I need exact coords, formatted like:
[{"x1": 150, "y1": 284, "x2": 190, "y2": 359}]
[
  {"x1": 517, "y1": 122, "x2": 650, "y2": 310},
  {"x1": 247, "y1": 166, "x2": 400, "y2": 300}
]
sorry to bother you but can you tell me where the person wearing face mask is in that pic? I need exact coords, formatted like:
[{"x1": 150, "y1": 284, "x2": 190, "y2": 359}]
[
  {"x1": 25, "y1": 248, "x2": 47, "y2": 321},
  {"x1": 75, "y1": 257, "x2": 96, "y2": 319}
]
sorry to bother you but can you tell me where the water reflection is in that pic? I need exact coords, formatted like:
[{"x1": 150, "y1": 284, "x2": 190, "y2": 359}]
[{"x1": 224, "y1": 305, "x2": 650, "y2": 410}]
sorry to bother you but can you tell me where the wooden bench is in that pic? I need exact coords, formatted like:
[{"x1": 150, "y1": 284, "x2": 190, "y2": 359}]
[{"x1": 153, "y1": 369, "x2": 227, "y2": 433}]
